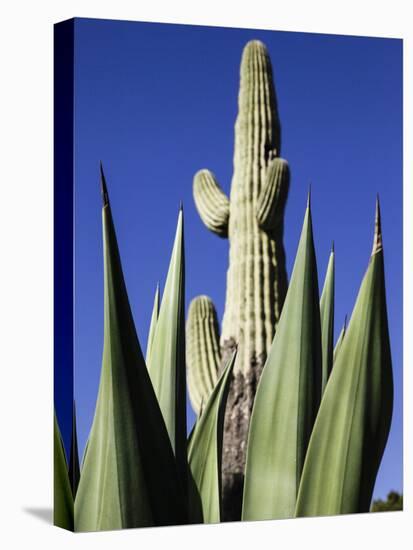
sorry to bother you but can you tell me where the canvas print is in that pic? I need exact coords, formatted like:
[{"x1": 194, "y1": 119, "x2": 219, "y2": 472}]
[{"x1": 53, "y1": 17, "x2": 403, "y2": 531}]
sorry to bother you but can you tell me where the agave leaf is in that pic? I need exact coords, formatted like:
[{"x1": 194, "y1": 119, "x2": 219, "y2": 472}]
[
  {"x1": 295, "y1": 200, "x2": 393, "y2": 517},
  {"x1": 333, "y1": 314, "x2": 347, "y2": 364},
  {"x1": 188, "y1": 351, "x2": 236, "y2": 523},
  {"x1": 145, "y1": 282, "x2": 160, "y2": 366},
  {"x1": 186, "y1": 402, "x2": 205, "y2": 525},
  {"x1": 68, "y1": 401, "x2": 80, "y2": 498},
  {"x1": 75, "y1": 165, "x2": 186, "y2": 531},
  {"x1": 320, "y1": 246, "x2": 335, "y2": 393},
  {"x1": 147, "y1": 208, "x2": 188, "y2": 487},
  {"x1": 242, "y1": 198, "x2": 322, "y2": 521},
  {"x1": 54, "y1": 411, "x2": 73, "y2": 530},
  {"x1": 80, "y1": 438, "x2": 89, "y2": 471},
  {"x1": 187, "y1": 422, "x2": 197, "y2": 448},
  {"x1": 187, "y1": 399, "x2": 203, "y2": 448}
]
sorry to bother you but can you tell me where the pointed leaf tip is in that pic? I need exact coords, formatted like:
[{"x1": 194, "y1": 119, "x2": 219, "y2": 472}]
[
  {"x1": 372, "y1": 196, "x2": 383, "y2": 255},
  {"x1": 100, "y1": 162, "x2": 109, "y2": 207},
  {"x1": 307, "y1": 185, "x2": 311, "y2": 209},
  {"x1": 331, "y1": 241, "x2": 335, "y2": 254},
  {"x1": 146, "y1": 208, "x2": 187, "y2": 490},
  {"x1": 179, "y1": 200, "x2": 183, "y2": 212}
]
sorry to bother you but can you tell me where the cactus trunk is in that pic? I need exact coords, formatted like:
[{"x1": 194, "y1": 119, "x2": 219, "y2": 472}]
[
  {"x1": 189, "y1": 40, "x2": 289, "y2": 520},
  {"x1": 222, "y1": 41, "x2": 286, "y2": 364},
  {"x1": 220, "y1": 42, "x2": 289, "y2": 520}
]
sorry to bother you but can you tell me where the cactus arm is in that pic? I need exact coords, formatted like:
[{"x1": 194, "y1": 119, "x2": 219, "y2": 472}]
[
  {"x1": 256, "y1": 158, "x2": 290, "y2": 232},
  {"x1": 186, "y1": 296, "x2": 221, "y2": 414},
  {"x1": 193, "y1": 170, "x2": 230, "y2": 238}
]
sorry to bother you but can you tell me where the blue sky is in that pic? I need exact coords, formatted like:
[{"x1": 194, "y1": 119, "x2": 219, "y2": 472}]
[{"x1": 64, "y1": 18, "x2": 402, "y2": 499}]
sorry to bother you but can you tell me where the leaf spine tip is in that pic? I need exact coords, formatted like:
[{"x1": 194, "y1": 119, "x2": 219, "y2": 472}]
[
  {"x1": 307, "y1": 184, "x2": 311, "y2": 209},
  {"x1": 372, "y1": 196, "x2": 383, "y2": 255},
  {"x1": 99, "y1": 162, "x2": 109, "y2": 207}
]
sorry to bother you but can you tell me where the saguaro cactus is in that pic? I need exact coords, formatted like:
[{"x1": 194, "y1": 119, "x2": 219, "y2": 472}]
[{"x1": 187, "y1": 40, "x2": 290, "y2": 520}]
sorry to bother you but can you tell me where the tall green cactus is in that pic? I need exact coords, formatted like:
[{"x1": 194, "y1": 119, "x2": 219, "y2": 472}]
[{"x1": 187, "y1": 40, "x2": 290, "y2": 520}]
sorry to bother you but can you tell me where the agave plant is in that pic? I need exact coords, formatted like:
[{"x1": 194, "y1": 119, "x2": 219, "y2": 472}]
[
  {"x1": 242, "y1": 197, "x2": 393, "y2": 520},
  {"x1": 295, "y1": 201, "x2": 393, "y2": 517},
  {"x1": 74, "y1": 166, "x2": 190, "y2": 531},
  {"x1": 54, "y1": 172, "x2": 393, "y2": 531},
  {"x1": 54, "y1": 40, "x2": 394, "y2": 532}
]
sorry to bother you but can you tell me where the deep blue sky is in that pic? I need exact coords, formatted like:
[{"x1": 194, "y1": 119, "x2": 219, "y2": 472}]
[{"x1": 68, "y1": 18, "x2": 402, "y2": 499}]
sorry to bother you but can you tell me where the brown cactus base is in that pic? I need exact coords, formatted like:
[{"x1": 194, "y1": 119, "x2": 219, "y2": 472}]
[{"x1": 220, "y1": 349, "x2": 265, "y2": 522}]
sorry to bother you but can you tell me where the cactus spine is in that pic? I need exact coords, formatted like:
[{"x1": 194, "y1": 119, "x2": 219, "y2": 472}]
[{"x1": 188, "y1": 40, "x2": 290, "y2": 520}]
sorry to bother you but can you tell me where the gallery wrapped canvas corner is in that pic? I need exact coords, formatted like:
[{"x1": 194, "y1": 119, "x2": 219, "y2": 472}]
[{"x1": 53, "y1": 17, "x2": 403, "y2": 532}]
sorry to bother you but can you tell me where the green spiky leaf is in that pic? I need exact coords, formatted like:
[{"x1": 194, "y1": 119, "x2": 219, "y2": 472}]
[
  {"x1": 54, "y1": 411, "x2": 73, "y2": 530},
  {"x1": 333, "y1": 315, "x2": 347, "y2": 364},
  {"x1": 295, "y1": 201, "x2": 393, "y2": 517},
  {"x1": 188, "y1": 351, "x2": 236, "y2": 523},
  {"x1": 242, "y1": 199, "x2": 322, "y2": 521},
  {"x1": 320, "y1": 247, "x2": 335, "y2": 393},
  {"x1": 145, "y1": 283, "x2": 160, "y2": 366},
  {"x1": 187, "y1": 401, "x2": 202, "y2": 448},
  {"x1": 80, "y1": 438, "x2": 89, "y2": 471},
  {"x1": 75, "y1": 167, "x2": 186, "y2": 531},
  {"x1": 147, "y1": 208, "x2": 187, "y2": 490}
]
